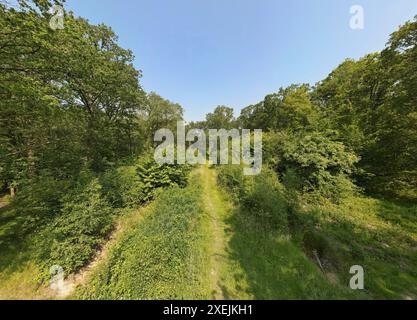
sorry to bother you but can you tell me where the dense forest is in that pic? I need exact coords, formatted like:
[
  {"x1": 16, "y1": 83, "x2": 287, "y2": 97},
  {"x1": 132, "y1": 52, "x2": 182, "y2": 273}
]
[{"x1": 0, "y1": 0, "x2": 416, "y2": 300}]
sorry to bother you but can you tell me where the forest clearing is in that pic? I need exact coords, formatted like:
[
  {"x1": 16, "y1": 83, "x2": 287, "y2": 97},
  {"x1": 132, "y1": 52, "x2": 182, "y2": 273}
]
[
  {"x1": 1, "y1": 1, "x2": 416, "y2": 301},
  {"x1": 1, "y1": 165, "x2": 416, "y2": 299}
]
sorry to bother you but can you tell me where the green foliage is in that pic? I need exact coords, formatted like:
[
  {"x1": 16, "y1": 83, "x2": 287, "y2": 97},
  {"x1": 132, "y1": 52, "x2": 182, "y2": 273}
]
[
  {"x1": 214, "y1": 167, "x2": 361, "y2": 299},
  {"x1": 136, "y1": 159, "x2": 191, "y2": 194},
  {"x1": 242, "y1": 169, "x2": 289, "y2": 232},
  {"x1": 7, "y1": 174, "x2": 70, "y2": 236},
  {"x1": 100, "y1": 165, "x2": 145, "y2": 208},
  {"x1": 0, "y1": 155, "x2": 192, "y2": 282},
  {"x1": 313, "y1": 17, "x2": 417, "y2": 198},
  {"x1": 217, "y1": 165, "x2": 247, "y2": 203},
  {"x1": 100, "y1": 158, "x2": 191, "y2": 208},
  {"x1": 296, "y1": 196, "x2": 417, "y2": 299},
  {"x1": 0, "y1": 0, "x2": 190, "y2": 285},
  {"x1": 233, "y1": 16, "x2": 417, "y2": 200},
  {"x1": 33, "y1": 178, "x2": 114, "y2": 277},
  {"x1": 0, "y1": 1, "x2": 167, "y2": 189},
  {"x1": 264, "y1": 131, "x2": 359, "y2": 202},
  {"x1": 284, "y1": 133, "x2": 358, "y2": 198},
  {"x1": 217, "y1": 165, "x2": 288, "y2": 232},
  {"x1": 1, "y1": 0, "x2": 416, "y2": 301},
  {"x1": 238, "y1": 84, "x2": 319, "y2": 131},
  {"x1": 78, "y1": 172, "x2": 211, "y2": 299},
  {"x1": 205, "y1": 106, "x2": 236, "y2": 129},
  {"x1": 144, "y1": 93, "x2": 184, "y2": 144}
]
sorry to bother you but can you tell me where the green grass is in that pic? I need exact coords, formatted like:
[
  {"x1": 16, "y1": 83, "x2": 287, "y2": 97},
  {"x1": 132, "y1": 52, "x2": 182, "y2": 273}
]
[
  {"x1": 0, "y1": 197, "x2": 53, "y2": 299},
  {"x1": 211, "y1": 166, "x2": 360, "y2": 300},
  {"x1": 215, "y1": 164, "x2": 417, "y2": 300},
  {"x1": 78, "y1": 165, "x2": 360, "y2": 300},
  {"x1": 298, "y1": 196, "x2": 417, "y2": 299},
  {"x1": 220, "y1": 213, "x2": 364, "y2": 299},
  {"x1": 1, "y1": 168, "x2": 415, "y2": 300},
  {"x1": 76, "y1": 169, "x2": 213, "y2": 299}
]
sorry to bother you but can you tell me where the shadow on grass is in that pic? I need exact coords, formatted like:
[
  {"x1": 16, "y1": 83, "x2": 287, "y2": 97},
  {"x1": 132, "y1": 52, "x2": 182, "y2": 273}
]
[
  {"x1": 374, "y1": 199, "x2": 417, "y2": 236},
  {"x1": 223, "y1": 207, "x2": 360, "y2": 300},
  {"x1": 297, "y1": 198, "x2": 417, "y2": 299},
  {"x1": 0, "y1": 205, "x2": 34, "y2": 278}
]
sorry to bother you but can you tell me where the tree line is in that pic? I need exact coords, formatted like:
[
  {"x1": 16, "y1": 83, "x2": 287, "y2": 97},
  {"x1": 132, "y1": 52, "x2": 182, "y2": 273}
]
[
  {"x1": 1, "y1": 1, "x2": 416, "y2": 201},
  {"x1": 194, "y1": 17, "x2": 417, "y2": 200},
  {"x1": 0, "y1": 0, "x2": 183, "y2": 196}
]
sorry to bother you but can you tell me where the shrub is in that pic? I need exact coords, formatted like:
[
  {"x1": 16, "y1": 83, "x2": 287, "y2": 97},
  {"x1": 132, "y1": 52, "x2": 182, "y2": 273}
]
[
  {"x1": 262, "y1": 132, "x2": 286, "y2": 170},
  {"x1": 34, "y1": 178, "x2": 114, "y2": 277},
  {"x1": 218, "y1": 165, "x2": 289, "y2": 232},
  {"x1": 136, "y1": 158, "x2": 191, "y2": 202},
  {"x1": 100, "y1": 165, "x2": 146, "y2": 208},
  {"x1": 100, "y1": 158, "x2": 192, "y2": 208},
  {"x1": 242, "y1": 168, "x2": 289, "y2": 232},
  {"x1": 9, "y1": 173, "x2": 70, "y2": 235},
  {"x1": 217, "y1": 165, "x2": 247, "y2": 203},
  {"x1": 277, "y1": 131, "x2": 359, "y2": 202}
]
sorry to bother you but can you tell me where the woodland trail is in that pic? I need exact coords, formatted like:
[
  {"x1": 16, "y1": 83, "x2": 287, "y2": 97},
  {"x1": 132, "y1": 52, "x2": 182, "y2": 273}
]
[
  {"x1": 73, "y1": 166, "x2": 237, "y2": 300},
  {"x1": 0, "y1": 167, "x2": 361, "y2": 300},
  {"x1": 200, "y1": 166, "x2": 228, "y2": 300}
]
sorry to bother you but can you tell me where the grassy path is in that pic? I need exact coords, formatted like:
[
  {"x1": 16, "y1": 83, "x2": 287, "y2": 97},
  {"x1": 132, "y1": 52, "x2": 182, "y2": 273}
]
[
  {"x1": 201, "y1": 166, "x2": 362, "y2": 300},
  {"x1": 77, "y1": 165, "x2": 358, "y2": 300},
  {"x1": 199, "y1": 166, "x2": 256, "y2": 299},
  {"x1": 1, "y1": 167, "x2": 365, "y2": 300},
  {"x1": 201, "y1": 166, "x2": 228, "y2": 299},
  {"x1": 77, "y1": 166, "x2": 238, "y2": 300}
]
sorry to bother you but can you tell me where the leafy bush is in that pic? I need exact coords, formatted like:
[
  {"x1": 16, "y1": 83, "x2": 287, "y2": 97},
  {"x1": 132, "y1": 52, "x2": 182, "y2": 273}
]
[
  {"x1": 287, "y1": 132, "x2": 358, "y2": 201},
  {"x1": 217, "y1": 165, "x2": 247, "y2": 203},
  {"x1": 100, "y1": 158, "x2": 192, "y2": 208},
  {"x1": 136, "y1": 160, "x2": 191, "y2": 202},
  {"x1": 218, "y1": 165, "x2": 289, "y2": 232},
  {"x1": 266, "y1": 131, "x2": 360, "y2": 202},
  {"x1": 100, "y1": 165, "x2": 146, "y2": 208},
  {"x1": 34, "y1": 178, "x2": 114, "y2": 277},
  {"x1": 242, "y1": 169, "x2": 289, "y2": 232},
  {"x1": 8, "y1": 173, "x2": 70, "y2": 236}
]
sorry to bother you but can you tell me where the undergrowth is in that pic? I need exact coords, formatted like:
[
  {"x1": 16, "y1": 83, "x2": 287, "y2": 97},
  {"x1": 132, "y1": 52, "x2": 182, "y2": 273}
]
[{"x1": 77, "y1": 170, "x2": 212, "y2": 299}]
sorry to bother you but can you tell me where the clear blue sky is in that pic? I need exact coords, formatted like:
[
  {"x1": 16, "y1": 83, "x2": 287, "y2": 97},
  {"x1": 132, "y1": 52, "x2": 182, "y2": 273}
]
[{"x1": 66, "y1": 0, "x2": 417, "y2": 121}]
